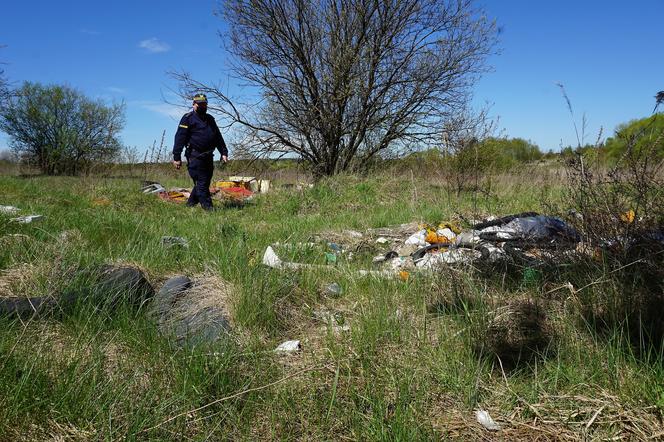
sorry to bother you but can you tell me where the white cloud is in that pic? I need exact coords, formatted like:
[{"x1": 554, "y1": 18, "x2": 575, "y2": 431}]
[
  {"x1": 132, "y1": 101, "x2": 187, "y2": 120},
  {"x1": 138, "y1": 38, "x2": 171, "y2": 53}
]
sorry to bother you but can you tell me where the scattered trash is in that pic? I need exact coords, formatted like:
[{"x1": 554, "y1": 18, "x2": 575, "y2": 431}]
[
  {"x1": 11, "y1": 215, "x2": 44, "y2": 224},
  {"x1": 263, "y1": 246, "x2": 323, "y2": 271},
  {"x1": 328, "y1": 242, "x2": 342, "y2": 253},
  {"x1": 224, "y1": 176, "x2": 270, "y2": 194},
  {"x1": 324, "y1": 282, "x2": 343, "y2": 297},
  {"x1": 158, "y1": 190, "x2": 189, "y2": 203},
  {"x1": 372, "y1": 251, "x2": 398, "y2": 263},
  {"x1": 275, "y1": 340, "x2": 301, "y2": 353},
  {"x1": 161, "y1": 236, "x2": 189, "y2": 248},
  {"x1": 475, "y1": 409, "x2": 501, "y2": 431},
  {"x1": 0, "y1": 205, "x2": 20, "y2": 215},
  {"x1": 263, "y1": 213, "x2": 581, "y2": 280},
  {"x1": 141, "y1": 183, "x2": 166, "y2": 194},
  {"x1": 405, "y1": 229, "x2": 428, "y2": 246},
  {"x1": 620, "y1": 209, "x2": 635, "y2": 224},
  {"x1": 343, "y1": 230, "x2": 363, "y2": 238}
]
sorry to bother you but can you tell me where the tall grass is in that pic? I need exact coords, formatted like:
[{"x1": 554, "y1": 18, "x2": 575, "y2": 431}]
[{"x1": 0, "y1": 169, "x2": 662, "y2": 439}]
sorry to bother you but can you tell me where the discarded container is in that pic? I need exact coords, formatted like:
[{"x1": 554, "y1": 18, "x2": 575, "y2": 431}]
[
  {"x1": 275, "y1": 340, "x2": 301, "y2": 353},
  {"x1": 475, "y1": 410, "x2": 501, "y2": 431},
  {"x1": 249, "y1": 180, "x2": 270, "y2": 194},
  {"x1": 11, "y1": 215, "x2": 44, "y2": 224}
]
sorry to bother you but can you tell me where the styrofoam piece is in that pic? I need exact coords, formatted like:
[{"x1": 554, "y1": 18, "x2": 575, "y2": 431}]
[{"x1": 275, "y1": 340, "x2": 301, "y2": 353}]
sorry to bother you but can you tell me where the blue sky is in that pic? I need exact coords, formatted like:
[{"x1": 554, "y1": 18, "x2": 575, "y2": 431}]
[{"x1": 1, "y1": 0, "x2": 663, "y2": 156}]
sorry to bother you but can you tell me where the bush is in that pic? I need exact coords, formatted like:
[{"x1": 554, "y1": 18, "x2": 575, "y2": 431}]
[
  {"x1": 563, "y1": 115, "x2": 664, "y2": 350},
  {"x1": 0, "y1": 82, "x2": 125, "y2": 175},
  {"x1": 605, "y1": 114, "x2": 664, "y2": 162}
]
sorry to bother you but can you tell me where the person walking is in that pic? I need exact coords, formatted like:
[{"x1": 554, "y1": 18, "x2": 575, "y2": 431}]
[{"x1": 172, "y1": 93, "x2": 228, "y2": 210}]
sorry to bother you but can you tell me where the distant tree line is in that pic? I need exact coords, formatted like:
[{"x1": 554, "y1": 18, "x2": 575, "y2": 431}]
[{"x1": 560, "y1": 114, "x2": 664, "y2": 164}]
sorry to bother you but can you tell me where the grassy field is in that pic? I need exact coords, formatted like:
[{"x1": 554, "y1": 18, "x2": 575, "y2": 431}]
[{"x1": 0, "y1": 168, "x2": 662, "y2": 441}]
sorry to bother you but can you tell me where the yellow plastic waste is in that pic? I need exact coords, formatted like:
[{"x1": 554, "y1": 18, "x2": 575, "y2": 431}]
[
  {"x1": 214, "y1": 180, "x2": 238, "y2": 189},
  {"x1": 420, "y1": 221, "x2": 461, "y2": 244},
  {"x1": 425, "y1": 229, "x2": 452, "y2": 244},
  {"x1": 399, "y1": 271, "x2": 410, "y2": 281},
  {"x1": 438, "y1": 222, "x2": 462, "y2": 234},
  {"x1": 620, "y1": 209, "x2": 635, "y2": 224}
]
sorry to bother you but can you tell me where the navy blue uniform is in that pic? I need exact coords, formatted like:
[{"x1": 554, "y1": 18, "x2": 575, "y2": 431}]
[{"x1": 173, "y1": 111, "x2": 228, "y2": 209}]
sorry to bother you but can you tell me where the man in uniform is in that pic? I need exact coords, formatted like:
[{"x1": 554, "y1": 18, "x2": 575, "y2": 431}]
[{"x1": 172, "y1": 93, "x2": 228, "y2": 210}]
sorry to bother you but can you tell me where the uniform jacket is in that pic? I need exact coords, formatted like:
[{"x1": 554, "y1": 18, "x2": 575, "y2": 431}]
[{"x1": 172, "y1": 111, "x2": 228, "y2": 162}]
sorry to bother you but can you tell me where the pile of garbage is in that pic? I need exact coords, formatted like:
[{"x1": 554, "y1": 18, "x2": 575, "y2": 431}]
[
  {"x1": 141, "y1": 176, "x2": 270, "y2": 204},
  {"x1": 262, "y1": 212, "x2": 583, "y2": 278}
]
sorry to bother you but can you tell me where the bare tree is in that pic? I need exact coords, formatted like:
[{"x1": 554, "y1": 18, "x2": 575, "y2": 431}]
[
  {"x1": 172, "y1": 0, "x2": 498, "y2": 177},
  {"x1": 0, "y1": 45, "x2": 9, "y2": 102}
]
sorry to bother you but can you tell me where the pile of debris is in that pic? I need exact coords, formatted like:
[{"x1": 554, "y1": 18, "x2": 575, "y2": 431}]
[
  {"x1": 262, "y1": 212, "x2": 583, "y2": 278},
  {"x1": 141, "y1": 176, "x2": 270, "y2": 204}
]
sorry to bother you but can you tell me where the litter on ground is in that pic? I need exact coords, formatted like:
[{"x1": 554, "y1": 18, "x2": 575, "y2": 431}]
[
  {"x1": 0, "y1": 205, "x2": 20, "y2": 215},
  {"x1": 275, "y1": 340, "x2": 301, "y2": 353},
  {"x1": 476, "y1": 409, "x2": 502, "y2": 431},
  {"x1": 11, "y1": 215, "x2": 44, "y2": 224},
  {"x1": 142, "y1": 178, "x2": 265, "y2": 204},
  {"x1": 262, "y1": 213, "x2": 583, "y2": 279}
]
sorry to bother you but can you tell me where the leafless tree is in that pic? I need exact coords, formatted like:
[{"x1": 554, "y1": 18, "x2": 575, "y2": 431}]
[
  {"x1": 172, "y1": 0, "x2": 498, "y2": 177},
  {"x1": 0, "y1": 46, "x2": 9, "y2": 102}
]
